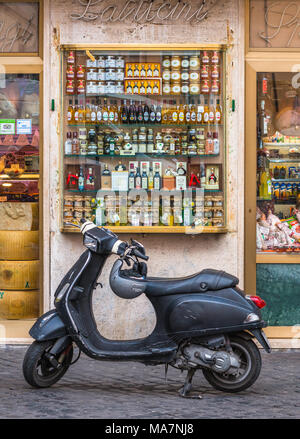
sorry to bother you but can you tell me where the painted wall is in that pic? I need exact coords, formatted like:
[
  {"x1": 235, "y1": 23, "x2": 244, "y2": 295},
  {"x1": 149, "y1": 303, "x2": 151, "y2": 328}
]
[{"x1": 43, "y1": 0, "x2": 245, "y2": 340}]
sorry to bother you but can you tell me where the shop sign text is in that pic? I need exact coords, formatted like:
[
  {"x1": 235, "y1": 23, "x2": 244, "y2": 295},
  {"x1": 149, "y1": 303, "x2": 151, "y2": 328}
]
[{"x1": 70, "y1": 0, "x2": 221, "y2": 24}]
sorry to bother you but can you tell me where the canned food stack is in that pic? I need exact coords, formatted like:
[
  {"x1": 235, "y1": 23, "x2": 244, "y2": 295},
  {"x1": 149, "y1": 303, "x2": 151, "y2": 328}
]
[{"x1": 162, "y1": 51, "x2": 220, "y2": 96}]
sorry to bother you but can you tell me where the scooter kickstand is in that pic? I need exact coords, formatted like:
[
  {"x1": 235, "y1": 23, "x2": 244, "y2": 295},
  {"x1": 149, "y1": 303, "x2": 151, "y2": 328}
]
[{"x1": 178, "y1": 368, "x2": 202, "y2": 399}]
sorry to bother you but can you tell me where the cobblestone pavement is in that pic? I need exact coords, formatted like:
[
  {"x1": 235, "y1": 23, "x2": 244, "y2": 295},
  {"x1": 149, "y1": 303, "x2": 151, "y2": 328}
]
[{"x1": 0, "y1": 346, "x2": 299, "y2": 419}]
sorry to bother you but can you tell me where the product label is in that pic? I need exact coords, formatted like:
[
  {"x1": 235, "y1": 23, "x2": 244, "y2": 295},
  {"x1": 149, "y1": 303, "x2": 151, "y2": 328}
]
[
  {"x1": 102, "y1": 111, "x2": 109, "y2": 121},
  {"x1": 179, "y1": 112, "x2": 185, "y2": 122},
  {"x1": 216, "y1": 111, "x2": 221, "y2": 122},
  {"x1": 172, "y1": 112, "x2": 178, "y2": 122}
]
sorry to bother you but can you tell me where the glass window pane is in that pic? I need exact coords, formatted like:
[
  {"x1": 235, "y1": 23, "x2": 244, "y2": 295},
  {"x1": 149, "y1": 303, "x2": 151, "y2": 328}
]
[
  {"x1": 0, "y1": 2, "x2": 39, "y2": 54},
  {"x1": 62, "y1": 49, "x2": 226, "y2": 232},
  {"x1": 0, "y1": 74, "x2": 40, "y2": 320},
  {"x1": 256, "y1": 71, "x2": 300, "y2": 253}
]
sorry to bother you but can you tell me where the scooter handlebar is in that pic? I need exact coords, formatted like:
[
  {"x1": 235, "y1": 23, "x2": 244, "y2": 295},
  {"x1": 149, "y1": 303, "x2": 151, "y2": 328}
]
[{"x1": 131, "y1": 248, "x2": 149, "y2": 261}]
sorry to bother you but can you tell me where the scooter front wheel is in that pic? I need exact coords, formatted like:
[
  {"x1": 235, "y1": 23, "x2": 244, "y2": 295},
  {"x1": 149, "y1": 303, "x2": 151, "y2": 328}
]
[
  {"x1": 202, "y1": 336, "x2": 262, "y2": 393},
  {"x1": 23, "y1": 340, "x2": 73, "y2": 388}
]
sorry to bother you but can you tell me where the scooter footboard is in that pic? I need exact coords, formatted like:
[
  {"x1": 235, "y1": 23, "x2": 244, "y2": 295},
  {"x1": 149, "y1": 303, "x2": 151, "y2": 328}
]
[{"x1": 29, "y1": 310, "x2": 67, "y2": 342}]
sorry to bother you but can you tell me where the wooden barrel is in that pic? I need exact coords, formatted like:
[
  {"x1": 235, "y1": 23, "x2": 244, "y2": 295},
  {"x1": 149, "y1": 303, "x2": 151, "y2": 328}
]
[
  {"x1": 0, "y1": 260, "x2": 39, "y2": 290},
  {"x1": 0, "y1": 202, "x2": 39, "y2": 231},
  {"x1": 0, "y1": 290, "x2": 39, "y2": 320},
  {"x1": 0, "y1": 231, "x2": 39, "y2": 261}
]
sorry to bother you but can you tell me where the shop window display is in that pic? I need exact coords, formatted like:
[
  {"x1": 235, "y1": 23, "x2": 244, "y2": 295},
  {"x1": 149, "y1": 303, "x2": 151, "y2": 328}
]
[
  {"x1": 0, "y1": 74, "x2": 40, "y2": 320},
  {"x1": 257, "y1": 72, "x2": 300, "y2": 252},
  {"x1": 61, "y1": 49, "x2": 227, "y2": 233}
]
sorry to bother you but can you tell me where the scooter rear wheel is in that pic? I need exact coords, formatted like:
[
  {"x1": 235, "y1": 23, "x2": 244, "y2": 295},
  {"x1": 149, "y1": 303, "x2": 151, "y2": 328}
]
[
  {"x1": 23, "y1": 340, "x2": 73, "y2": 388},
  {"x1": 202, "y1": 336, "x2": 262, "y2": 393}
]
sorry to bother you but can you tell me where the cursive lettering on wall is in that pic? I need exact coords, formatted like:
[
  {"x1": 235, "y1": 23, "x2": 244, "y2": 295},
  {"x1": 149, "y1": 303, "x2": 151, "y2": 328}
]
[
  {"x1": 70, "y1": 0, "x2": 220, "y2": 25},
  {"x1": 258, "y1": 1, "x2": 300, "y2": 47},
  {"x1": 0, "y1": 15, "x2": 35, "y2": 53}
]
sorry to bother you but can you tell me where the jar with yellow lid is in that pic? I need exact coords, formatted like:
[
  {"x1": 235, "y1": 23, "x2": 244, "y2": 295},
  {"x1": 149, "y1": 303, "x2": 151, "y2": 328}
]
[
  {"x1": 189, "y1": 82, "x2": 200, "y2": 95},
  {"x1": 163, "y1": 82, "x2": 171, "y2": 95}
]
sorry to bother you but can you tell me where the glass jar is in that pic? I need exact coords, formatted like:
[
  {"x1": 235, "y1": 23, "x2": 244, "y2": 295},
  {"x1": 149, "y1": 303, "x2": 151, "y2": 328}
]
[
  {"x1": 115, "y1": 56, "x2": 125, "y2": 68},
  {"x1": 181, "y1": 69, "x2": 189, "y2": 81},
  {"x1": 171, "y1": 70, "x2": 181, "y2": 81},
  {"x1": 97, "y1": 56, "x2": 106, "y2": 68},
  {"x1": 64, "y1": 196, "x2": 74, "y2": 209},
  {"x1": 163, "y1": 82, "x2": 171, "y2": 95},
  {"x1": 171, "y1": 81, "x2": 181, "y2": 95},
  {"x1": 181, "y1": 82, "x2": 189, "y2": 94},
  {"x1": 86, "y1": 81, "x2": 98, "y2": 95},
  {"x1": 98, "y1": 81, "x2": 105, "y2": 94},
  {"x1": 181, "y1": 56, "x2": 189, "y2": 69},
  {"x1": 86, "y1": 68, "x2": 98, "y2": 81},
  {"x1": 105, "y1": 68, "x2": 116, "y2": 81},
  {"x1": 162, "y1": 70, "x2": 171, "y2": 81},
  {"x1": 116, "y1": 81, "x2": 124, "y2": 94},
  {"x1": 190, "y1": 71, "x2": 200, "y2": 82},
  {"x1": 115, "y1": 68, "x2": 124, "y2": 81},
  {"x1": 106, "y1": 81, "x2": 116, "y2": 94},
  {"x1": 74, "y1": 196, "x2": 84, "y2": 208},
  {"x1": 189, "y1": 56, "x2": 200, "y2": 70},
  {"x1": 171, "y1": 56, "x2": 181, "y2": 70},
  {"x1": 97, "y1": 68, "x2": 106, "y2": 81},
  {"x1": 189, "y1": 82, "x2": 200, "y2": 95},
  {"x1": 162, "y1": 56, "x2": 171, "y2": 69},
  {"x1": 105, "y1": 56, "x2": 116, "y2": 68}
]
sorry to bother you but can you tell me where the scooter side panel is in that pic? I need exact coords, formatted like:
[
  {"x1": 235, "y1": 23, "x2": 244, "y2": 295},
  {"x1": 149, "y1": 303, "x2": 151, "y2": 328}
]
[{"x1": 164, "y1": 289, "x2": 260, "y2": 335}]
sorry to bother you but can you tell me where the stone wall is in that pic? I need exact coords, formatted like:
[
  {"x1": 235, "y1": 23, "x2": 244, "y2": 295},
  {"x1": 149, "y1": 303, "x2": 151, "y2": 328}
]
[{"x1": 43, "y1": 0, "x2": 245, "y2": 339}]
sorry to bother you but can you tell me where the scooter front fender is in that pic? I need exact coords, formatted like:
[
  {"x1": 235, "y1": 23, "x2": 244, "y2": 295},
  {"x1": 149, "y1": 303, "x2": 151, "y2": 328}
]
[{"x1": 29, "y1": 310, "x2": 67, "y2": 342}]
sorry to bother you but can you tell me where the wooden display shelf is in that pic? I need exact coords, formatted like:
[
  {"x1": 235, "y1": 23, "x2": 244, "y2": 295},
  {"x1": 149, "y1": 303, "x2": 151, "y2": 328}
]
[{"x1": 62, "y1": 225, "x2": 228, "y2": 234}]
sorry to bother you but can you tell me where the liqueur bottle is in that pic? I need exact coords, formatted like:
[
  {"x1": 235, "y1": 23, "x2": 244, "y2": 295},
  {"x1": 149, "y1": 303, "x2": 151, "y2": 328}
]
[
  {"x1": 135, "y1": 167, "x2": 142, "y2": 189},
  {"x1": 96, "y1": 100, "x2": 102, "y2": 124},
  {"x1": 121, "y1": 100, "x2": 128, "y2": 124},
  {"x1": 143, "y1": 103, "x2": 150, "y2": 124},
  {"x1": 150, "y1": 103, "x2": 156, "y2": 123},
  {"x1": 129, "y1": 100, "x2": 136, "y2": 124},
  {"x1": 137, "y1": 101, "x2": 144, "y2": 123},
  {"x1": 128, "y1": 163, "x2": 135, "y2": 190},
  {"x1": 67, "y1": 100, "x2": 74, "y2": 124},
  {"x1": 156, "y1": 104, "x2": 162, "y2": 124},
  {"x1": 141, "y1": 165, "x2": 148, "y2": 189},
  {"x1": 102, "y1": 98, "x2": 109, "y2": 123},
  {"x1": 215, "y1": 99, "x2": 222, "y2": 124},
  {"x1": 78, "y1": 166, "x2": 85, "y2": 191},
  {"x1": 85, "y1": 168, "x2": 95, "y2": 190},
  {"x1": 153, "y1": 167, "x2": 161, "y2": 190},
  {"x1": 148, "y1": 167, "x2": 154, "y2": 190}
]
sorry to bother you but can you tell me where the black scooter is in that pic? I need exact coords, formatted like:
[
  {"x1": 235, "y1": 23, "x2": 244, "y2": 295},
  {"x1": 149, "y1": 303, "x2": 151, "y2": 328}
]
[{"x1": 23, "y1": 220, "x2": 271, "y2": 397}]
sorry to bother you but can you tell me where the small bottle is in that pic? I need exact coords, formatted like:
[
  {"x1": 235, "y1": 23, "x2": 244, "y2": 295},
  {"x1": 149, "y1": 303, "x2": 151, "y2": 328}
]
[
  {"x1": 121, "y1": 100, "x2": 128, "y2": 124},
  {"x1": 156, "y1": 104, "x2": 162, "y2": 124},
  {"x1": 213, "y1": 132, "x2": 220, "y2": 155},
  {"x1": 150, "y1": 104, "x2": 156, "y2": 123},
  {"x1": 143, "y1": 103, "x2": 150, "y2": 124},
  {"x1": 73, "y1": 99, "x2": 79, "y2": 124},
  {"x1": 205, "y1": 132, "x2": 214, "y2": 154},
  {"x1": 140, "y1": 65, "x2": 146, "y2": 77},
  {"x1": 65, "y1": 132, "x2": 73, "y2": 155},
  {"x1": 137, "y1": 101, "x2": 144, "y2": 123},
  {"x1": 153, "y1": 168, "x2": 161, "y2": 190},
  {"x1": 215, "y1": 99, "x2": 222, "y2": 124},
  {"x1": 72, "y1": 132, "x2": 80, "y2": 155},
  {"x1": 96, "y1": 100, "x2": 102, "y2": 124},
  {"x1": 185, "y1": 104, "x2": 191, "y2": 123},
  {"x1": 78, "y1": 102, "x2": 85, "y2": 124},
  {"x1": 147, "y1": 64, "x2": 153, "y2": 78},
  {"x1": 134, "y1": 65, "x2": 140, "y2": 77},
  {"x1": 148, "y1": 167, "x2": 154, "y2": 190},
  {"x1": 67, "y1": 100, "x2": 74, "y2": 124}
]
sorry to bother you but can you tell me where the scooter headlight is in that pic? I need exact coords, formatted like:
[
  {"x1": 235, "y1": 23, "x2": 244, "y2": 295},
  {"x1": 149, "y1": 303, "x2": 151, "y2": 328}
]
[
  {"x1": 83, "y1": 234, "x2": 98, "y2": 252},
  {"x1": 244, "y1": 313, "x2": 260, "y2": 323}
]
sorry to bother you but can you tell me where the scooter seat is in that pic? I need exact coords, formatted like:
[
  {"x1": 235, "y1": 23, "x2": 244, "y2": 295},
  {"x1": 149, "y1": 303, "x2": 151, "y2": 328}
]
[{"x1": 144, "y1": 269, "x2": 239, "y2": 297}]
